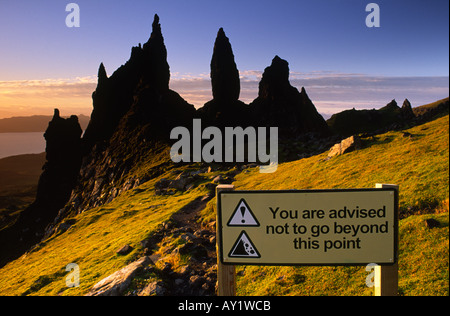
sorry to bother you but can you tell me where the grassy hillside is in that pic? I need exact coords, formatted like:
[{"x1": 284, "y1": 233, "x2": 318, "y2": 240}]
[
  {"x1": 0, "y1": 114, "x2": 448, "y2": 296},
  {"x1": 0, "y1": 176, "x2": 211, "y2": 296},
  {"x1": 225, "y1": 114, "x2": 449, "y2": 296}
]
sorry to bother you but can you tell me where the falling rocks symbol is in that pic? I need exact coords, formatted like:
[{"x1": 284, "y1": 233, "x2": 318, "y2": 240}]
[{"x1": 228, "y1": 231, "x2": 260, "y2": 258}]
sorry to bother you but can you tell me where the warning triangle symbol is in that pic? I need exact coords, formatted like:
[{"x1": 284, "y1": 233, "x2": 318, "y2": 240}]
[
  {"x1": 227, "y1": 199, "x2": 260, "y2": 227},
  {"x1": 228, "y1": 231, "x2": 261, "y2": 258}
]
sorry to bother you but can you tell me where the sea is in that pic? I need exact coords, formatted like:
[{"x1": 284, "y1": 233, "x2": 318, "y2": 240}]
[{"x1": 0, "y1": 132, "x2": 46, "y2": 159}]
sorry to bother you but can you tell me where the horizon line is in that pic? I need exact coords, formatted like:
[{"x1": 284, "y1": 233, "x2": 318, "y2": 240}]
[{"x1": 0, "y1": 73, "x2": 448, "y2": 119}]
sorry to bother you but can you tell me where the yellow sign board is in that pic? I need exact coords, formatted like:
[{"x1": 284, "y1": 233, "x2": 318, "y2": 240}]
[{"x1": 218, "y1": 189, "x2": 398, "y2": 265}]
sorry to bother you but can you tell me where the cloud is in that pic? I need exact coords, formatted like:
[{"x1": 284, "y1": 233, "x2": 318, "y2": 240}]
[
  {"x1": 287, "y1": 74, "x2": 449, "y2": 115},
  {"x1": 170, "y1": 71, "x2": 449, "y2": 115},
  {"x1": 0, "y1": 77, "x2": 96, "y2": 118},
  {"x1": 0, "y1": 76, "x2": 97, "y2": 98},
  {"x1": 1, "y1": 72, "x2": 448, "y2": 119}
]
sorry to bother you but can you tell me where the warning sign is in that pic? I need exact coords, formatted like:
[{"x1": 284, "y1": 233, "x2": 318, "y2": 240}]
[
  {"x1": 217, "y1": 189, "x2": 398, "y2": 266},
  {"x1": 228, "y1": 231, "x2": 261, "y2": 258},
  {"x1": 227, "y1": 199, "x2": 260, "y2": 227}
]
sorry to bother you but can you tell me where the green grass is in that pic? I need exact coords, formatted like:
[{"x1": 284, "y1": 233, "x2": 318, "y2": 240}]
[
  {"x1": 0, "y1": 115, "x2": 448, "y2": 296},
  {"x1": 226, "y1": 115, "x2": 449, "y2": 296},
  {"x1": 0, "y1": 175, "x2": 209, "y2": 296},
  {"x1": 234, "y1": 212, "x2": 448, "y2": 296}
]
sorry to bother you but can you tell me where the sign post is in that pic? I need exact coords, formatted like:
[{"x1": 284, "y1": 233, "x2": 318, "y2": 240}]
[
  {"x1": 216, "y1": 185, "x2": 236, "y2": 296},
  {"x1": 216, "y1": 184, "x2": 399, "y2": 296},
  {"x1": 374, "y1": 183, "x2": 399, "y2": 296}
]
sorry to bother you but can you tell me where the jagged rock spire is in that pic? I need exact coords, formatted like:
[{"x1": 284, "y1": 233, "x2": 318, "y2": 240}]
[
  {"x1": 142, "y1": 14, "x2": 170, "y2": 91},
  {"x1": 97, "y1": 62, "x2": 108, "y2": 87},
  {"x1": 258, "y1": 55, "x2": 290, "y2": 99},
  {"x1": 151, "y1": 14, "x2": 162, "y2": 41},
  {"x1": 53, "y1": 108, "x2": 60, "y2": 119},
  {"x1": 250, "y1": 55, "x2": 330, "y2": 137},
  {"x1": 401, "y1": 98, "x2": 415, "y2": 119},
  {"x1": 210, "y1": 28, "x2": 240, "y2": 101},
  {"x1": 98, "y1": 62, "x2": 107, "y2": 77}
]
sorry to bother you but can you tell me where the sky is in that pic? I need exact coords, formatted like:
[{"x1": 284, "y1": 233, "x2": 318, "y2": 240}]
[{"x1": 0, "y1": 0, "x2": 448, "y2": 119}]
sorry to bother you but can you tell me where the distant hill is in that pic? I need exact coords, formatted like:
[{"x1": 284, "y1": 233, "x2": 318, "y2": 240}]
[
  {"x1": 412, "y1": 97, "x2": 449, "y2": 117},
  {"x1": 0, "y1": 153, "x2": 46, "y2": 231},
  {"x1": 326, "y1": 98, "x2": 449, "y2": 137},
  {"x1": 0, "y1": 114, "x2": 89, "y2": 133}
]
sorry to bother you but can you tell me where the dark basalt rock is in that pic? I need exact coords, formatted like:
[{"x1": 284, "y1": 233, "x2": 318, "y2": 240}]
[
  {"x1": 210, "y1": 28, "x2": 240, "y2": 102},
  {"x1": 83, "y1": 14, "x2": 173, "y2": 151},
  {"x1": 142, "y1": 14, "x2": 170, "y2": 92},
  {"x1": 197, "y1": 28, "x2": 249, "y2": 128},
  {"x1": 401, "y1": 99, "x2": 415, "y2": 120},
  {"x1": 38, "y1": 109, "x2": 83, "y2": 208},
  {"x1": 0, "y1": 109, "x2": 82, "y2": 267},
  {"x1": 249, "y1": 56, "x2": 330, "y2": 138},
  {"x1": 327, "y1": 98, "x2": 418, "y2": 136}
]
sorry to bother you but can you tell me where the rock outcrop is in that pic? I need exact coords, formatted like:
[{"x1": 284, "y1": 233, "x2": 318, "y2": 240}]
[
  {"x1": 142, "y1": 14, "x2": 170, "y2": 92},
  {"x1": 86, "y1": 256, "x2": 153, "y2": 296},
  {"x1": 210, "y1": 28, "x2": 240, "y2": 102},
  {"x1": 328, "y1": 135, "x2": 361, "y2": 158},
  {"x1": 36, "y1": 109, "x2": 83, "y2": 208},
  {"x1": 0, "y1": 109, "x2": 82, "y2": 267},
  {"x1": 401, "y1": 99, "x2": 415, "y2": 120},
  {"x1": 53, "y1": 14, "x2": 196, "y2": 220},
  {"x1": 82, "y1": 14, "x2": 184, "y2": 151},
  {"x1": 249, "y1": 56, "x2": 330, "y2": 138},
  {"x1": 327, "y1": 99, "x2": 418, "y2": 136},
  {"x1": 197, "y1": 28, "x2": 249, "y2": 128}
]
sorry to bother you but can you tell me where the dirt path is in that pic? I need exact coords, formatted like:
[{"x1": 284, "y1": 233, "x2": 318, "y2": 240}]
[{"x1": 140, "y1": 193, "x2": 218, "y2": 296}]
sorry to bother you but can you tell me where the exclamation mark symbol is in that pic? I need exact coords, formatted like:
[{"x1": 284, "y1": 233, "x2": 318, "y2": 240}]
[
  {"x1": 227, "y1": 199, "x2": 259, "y2": 227},
  {"x1": 241, "y1": 206, "x2": 246, "y2": 224}
]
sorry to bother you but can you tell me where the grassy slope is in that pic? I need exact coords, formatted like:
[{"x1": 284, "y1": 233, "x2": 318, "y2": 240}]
[
  {"x1": 0, "y1": 114, "x2": 448, "y2": 296},
  {"x1": 234, "y1": 212, "x2": 448, "y2": 296},
  {"x1": 231, "y1": 114, "x2": 449, "y2": 296},
  {"x1": 0, "y1": 175, "x2": 210, "y2": 296}
]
